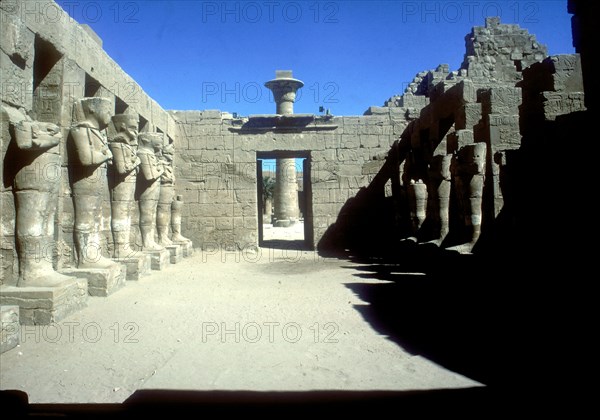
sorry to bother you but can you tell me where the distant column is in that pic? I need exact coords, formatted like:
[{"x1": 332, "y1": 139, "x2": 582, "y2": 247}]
[
  {"x1": 274, "y1": 158, "x2": 299, "y2": 226},
  {"x1": 265, "y1": 70, "x2": 303, "y2": 227}
]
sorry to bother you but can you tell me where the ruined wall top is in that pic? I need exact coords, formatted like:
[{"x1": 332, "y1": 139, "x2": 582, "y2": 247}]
[
  {"x1": 461, "y1": 17, "x2": 548, "y2": 83},
  {"x1": 369, "y1": 17, "x2": 550, "y2": 116}
]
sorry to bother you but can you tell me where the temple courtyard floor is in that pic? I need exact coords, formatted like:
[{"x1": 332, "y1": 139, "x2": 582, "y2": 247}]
[{"x1": 0, "y1": 225, "x2": 482, "y2": 404}]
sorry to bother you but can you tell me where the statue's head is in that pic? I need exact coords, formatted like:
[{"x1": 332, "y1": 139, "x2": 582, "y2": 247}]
[
  {"x1": 459, "y1": 142, "x2": 487, "y2": 173},
  {"x1": 79, "y1": 97, "x2": 113, "y2": 130},
  {"x1": 138, "y1": 132, "x2": 164, "y2": 152},
  {"x1": 112, "y1": 114, "x2": 139, "y2": 143},
  {"x1": 467, "y1": 143, "x2": 486, "y2": 166},
  {"x1": 152, "y1": 133, "x2": 165, "y2": 152}
]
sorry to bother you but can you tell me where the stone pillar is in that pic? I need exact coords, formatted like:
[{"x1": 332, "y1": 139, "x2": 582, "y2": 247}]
[
  {"x1": 157, "y1": 141, "x2": 175, "y2": 247},
  {"x1": 137, "y1": 133, "x2": 164, "y2": 251},
  {"x1": 11, "y1": 118, "x2": 73, "y2": 287},
  {"x1": 407, "y1": 179, "x2": 427, "y2": 240},
  {"x1": 448, "y1": 142, "x2": 487, "y2": 254},
  {"x1": 264, "y1": 70, "x2": 304, "y2": 227},
  {"x1": 171, "y1": 195, "x2": 193, "y2": 257},
  {"x1": 68, "y1": 98, "x2": 116, "y2": 269},
  {"x1": 108, "y1": 114, "x2": 140, "y2": 258},
  {"x1": 63, "y1": 97, "x2": 126, "y2": 296},
  {"x1": 137, "y1": 133, "x2": 170, "y2": 270},
  {"x1": 108, "y1": 114, "x2": 151, "y2": 280},
  {"x1": 426, "y1": 138, "x2": 453, "y2": 246},
  {"x1": 157, "y1": 140, "x2": 182, "y2": 264},
  {"x1": 263, "y1": 198, "x2": 273, "y2": 223},
  {"x1": 273, "y1": 158, "x2": 300, "y2": 226},
  {"x1": 426, "y1": 157, "x2": 452, "y2": 244},
  {"x1": 0, "y1": 108, "x2": 89, "y2": 324}
]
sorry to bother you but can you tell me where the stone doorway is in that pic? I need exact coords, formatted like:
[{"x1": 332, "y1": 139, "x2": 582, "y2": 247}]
[{"x1": 257, "y1": 151, "x2": 313, "y2": 250}]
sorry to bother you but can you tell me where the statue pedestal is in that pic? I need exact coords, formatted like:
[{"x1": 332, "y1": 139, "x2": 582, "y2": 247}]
[
  {"x1": 165, "y1": 245, "x2": 183, "y2": 264},
  {"x1": 1, "y1": 305, "x2": 20, "y2": 353},
  {"x1": 173, "y1": 240, "x2": 193, "y2": 257},
  {"x1": 144, "y1": 249, "x2": 170, "y2": 270},
  {"x1": 0, "y1": 279, "x2": 88, "y2": 325},
  {"x1": 113, "y1": 254, "x2": 152, "y2": 281},
  {"x1": 445, "y1": 242, "x2": 476, "y2": 255},
  {"x1": 61, "y1": 264, "x2": 126, "y2": 297}
]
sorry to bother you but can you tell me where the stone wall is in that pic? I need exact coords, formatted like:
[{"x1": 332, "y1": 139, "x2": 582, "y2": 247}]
[
  {"x1": 169, "y1": 110, "x2": 408, "y2": 250},
  {"x1": 1, "y1": 0, "x2": 181, "y2": 286}
]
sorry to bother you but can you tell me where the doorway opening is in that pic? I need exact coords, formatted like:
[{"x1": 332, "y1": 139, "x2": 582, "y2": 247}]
[{"x1": 257, "y1": 151, "x2": 313, "y2": 250}]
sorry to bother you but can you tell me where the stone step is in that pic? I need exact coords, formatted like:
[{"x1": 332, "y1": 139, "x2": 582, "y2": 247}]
[{"x1": 0, "y1": 279, "x2": 88, "y2": 325}]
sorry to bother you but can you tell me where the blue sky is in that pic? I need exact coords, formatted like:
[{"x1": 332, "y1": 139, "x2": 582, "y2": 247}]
[{"x1": 56, "y1": 1, "x2": 574, "y2": 116}]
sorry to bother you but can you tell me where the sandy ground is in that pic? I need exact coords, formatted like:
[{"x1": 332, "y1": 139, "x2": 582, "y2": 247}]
[
  {"x1": 262, "y1": 222, "x2": 304, "y2": 241},
  {"x1": 0, "y1": 227, "x2": 482, "y2": 404}
]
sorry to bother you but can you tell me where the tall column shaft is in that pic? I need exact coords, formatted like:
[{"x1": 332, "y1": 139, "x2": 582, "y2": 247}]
[{"x1": 274, "y1": 158, "x2": 299, "y2": 223}]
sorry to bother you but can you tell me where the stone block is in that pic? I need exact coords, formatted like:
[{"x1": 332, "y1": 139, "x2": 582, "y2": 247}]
[
  {"x1": 216, "y1": 217, "x2": 234, "y2": 230},
  {"x1": 448, "y1": 129, "x2": 475, "y2": 152},
  {"x1": 312, "y1": 149, "x2": 337, "y2": 162},
  {"x1": 360, "y1": 135, "x2": 380, "y2": 148},
  {"x1": 548, "y1": 55, "x2": 583, "y2": 92},
  {"x1": 145, "y1": 249, "x2": 170, "y2": 270},
  {"x1": 456, "y1": 104, "x2": 482, "y2": 130},
  {"x1": 488, "y1": 114, "x2": 521, "y2": 148},
  {"x1": 324, "y1": 134, "x2": 341, "y2": 149},
  {"x1": 488, "y1": 87, "x2": 522, "y2": 114},
  {"x1": 0, "y1": 278, "x2": 88, "y2": 325},
  {"x1": 337, "y1": 149, "x2": 362, "y2": 162},
  {"x1": 194, "y1": 203, "x2": 235, "y2": 218},
  {"x1": 238, "y1": 203, "x2": 256, "y2": 218},
  {"x1": 173, "y1": 240, "x2": 194, "y2": 257},
  {"x1": 201, "y1": 110, "x2": 222, "y2": 119},
  {"x1": 0, "y1": 49, "x2": 34, "y2": 111},
  {"x1": 60, "y1": 263, "x2": 126, "y2": 297},
  {"x1": 165, "y1": 245, "x2": 183, "y2": 264},
  {"x1": 181, "y1": 187, "x2": 199, "y2": 204},
  {"x1": 541, "y1": 92, "x2": 586, "y2": 120},
  {"x1": 1, "y1": 305, "x2": 19, "y2": 353},
  {"x1": 233, "y1": 217, "x2": 245, "y2": 229},
  {"x1": 243, "y1": 217, "x2": 257, "y2": 230},
  {"x1": 362, "y1": 160, "x2": 385, "y2": 175},
  {"x1": 235, "y1": 190, "x2": 257, "y2": 205},
  {"x1": 113, "y1": 254, "x2": 151, "y2": 281},
  {"x1": 312, "y1": 189, "x2": 330, "y2": 202},
  {"x1": 364, "y1": 106, "x2": 388, "y2": 115},
  {"x1": 0, "y1": 245, "x2": 16, "y2": 287},
  {"x1": 458, "y1": 80, "x2": 478, "y2": 103}
]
